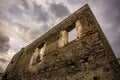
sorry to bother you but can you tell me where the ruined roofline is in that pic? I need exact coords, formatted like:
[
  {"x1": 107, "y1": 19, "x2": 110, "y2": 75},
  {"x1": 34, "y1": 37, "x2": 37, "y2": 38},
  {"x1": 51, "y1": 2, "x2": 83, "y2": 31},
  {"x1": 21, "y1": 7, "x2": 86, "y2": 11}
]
[{"x1": 24, "y1": 4, "x2": 91, "y2": 52}]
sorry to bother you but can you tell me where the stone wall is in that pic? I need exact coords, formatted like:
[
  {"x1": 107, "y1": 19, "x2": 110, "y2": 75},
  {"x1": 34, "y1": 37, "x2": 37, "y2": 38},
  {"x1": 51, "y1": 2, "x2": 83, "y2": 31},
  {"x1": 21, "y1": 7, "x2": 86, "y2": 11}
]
[
  {"x1": 117, "y1": 58, "x2": 120, "y2": 65},
  {"x1": 2, "y1": 4, "x2": 120, "y2": 80},
  {"x1": 0, "y1": 73, "x2": 3, "y2": 80}
]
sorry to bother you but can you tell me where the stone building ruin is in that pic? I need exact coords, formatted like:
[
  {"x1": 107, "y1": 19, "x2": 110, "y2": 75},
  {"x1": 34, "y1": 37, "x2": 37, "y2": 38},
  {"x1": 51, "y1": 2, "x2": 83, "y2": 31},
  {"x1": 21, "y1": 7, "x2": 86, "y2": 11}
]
[{"x1": 2, "y1": 4, "x2": 120, "y2": 80}]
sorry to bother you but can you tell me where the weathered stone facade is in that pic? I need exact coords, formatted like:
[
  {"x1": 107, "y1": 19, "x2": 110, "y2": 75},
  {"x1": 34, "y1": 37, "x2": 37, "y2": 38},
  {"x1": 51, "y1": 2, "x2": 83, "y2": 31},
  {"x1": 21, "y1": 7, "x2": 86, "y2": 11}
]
[
  {"x1": 2, "y1": 4, "x2": 120, "y2": 80},
  {"x1": 0, "y1": 73, "x2": 3, "y2": 80},
  {"x1": 118, "y1": 58, "x2": 120, "y2": 65}
]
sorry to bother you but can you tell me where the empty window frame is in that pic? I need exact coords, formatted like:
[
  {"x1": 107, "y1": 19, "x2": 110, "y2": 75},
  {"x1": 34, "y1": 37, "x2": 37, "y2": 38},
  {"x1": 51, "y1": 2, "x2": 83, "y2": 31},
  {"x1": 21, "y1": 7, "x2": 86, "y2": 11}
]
[
  {"x1": 38, "y1": 42, "x2": 46, "y2": 59},
  {"x1": 68, "y1": 20, "x2": 82, "y2": 42},
  {"x1": 58, "y1": 20, "x2": 82, "y2": 47},
  {"x1": 30, "y1": 42, "x2": 46, "y2": 66}
]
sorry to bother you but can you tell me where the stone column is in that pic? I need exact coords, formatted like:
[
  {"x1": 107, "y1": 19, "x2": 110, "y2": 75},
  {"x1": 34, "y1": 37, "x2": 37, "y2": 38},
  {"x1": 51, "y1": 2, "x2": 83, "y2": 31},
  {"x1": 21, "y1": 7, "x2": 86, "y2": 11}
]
[
  {"x1": 59, "y1": 30, "x2": 68, "y2": 47},
  {"x1": 40, "y1": 43, "x2": 46, "y2": 59},
  {"x1": 75, "y1": 20, "x2": 82, "y2": 40}
]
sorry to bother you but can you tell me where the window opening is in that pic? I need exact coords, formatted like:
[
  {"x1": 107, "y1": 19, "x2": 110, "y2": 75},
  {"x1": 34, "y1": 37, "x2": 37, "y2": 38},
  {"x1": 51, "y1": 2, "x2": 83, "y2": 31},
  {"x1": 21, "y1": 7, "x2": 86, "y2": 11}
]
[
  {"x1": 68, "y1": 28, "x2": 76, "y2": 42},
  {"x1": 58, "y1": 20, "x2": 82, "y2": 47},
  {"x1": 30, "y1": 42, "x2": 46, "y2": 67},
  {"x1": 38, "y1": 42, "x2": 46, "y2": 59}
]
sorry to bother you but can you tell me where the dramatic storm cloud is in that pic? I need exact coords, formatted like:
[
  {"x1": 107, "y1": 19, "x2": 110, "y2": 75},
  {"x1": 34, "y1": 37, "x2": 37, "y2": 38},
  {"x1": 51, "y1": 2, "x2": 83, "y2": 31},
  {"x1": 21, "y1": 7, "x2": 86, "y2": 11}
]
[
  {"x1": 0, "y1": 33, "x2": 10, "y2": 53},
  {"x1": 94, "y1": 0, "x2": 120, "y2": 57},
  {"x1": 50, "y1": 3, "x2": 70, "y2": 18},
  {"x1": 32, "y1": 3, "x2": 49, "y2": 22},
  {"x1": 0, "y1": 0, "x2": 120, "y2": 73},
  {"x1": 101, "y1": 0, "x2": 120, "y2": 57}
]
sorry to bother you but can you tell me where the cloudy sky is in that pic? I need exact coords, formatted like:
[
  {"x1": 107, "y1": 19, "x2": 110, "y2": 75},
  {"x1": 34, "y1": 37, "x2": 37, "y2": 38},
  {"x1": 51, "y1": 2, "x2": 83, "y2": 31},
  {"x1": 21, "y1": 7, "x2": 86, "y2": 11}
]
[{"x1": 0, "y1": 0, "x2": 120, "y2": 72}]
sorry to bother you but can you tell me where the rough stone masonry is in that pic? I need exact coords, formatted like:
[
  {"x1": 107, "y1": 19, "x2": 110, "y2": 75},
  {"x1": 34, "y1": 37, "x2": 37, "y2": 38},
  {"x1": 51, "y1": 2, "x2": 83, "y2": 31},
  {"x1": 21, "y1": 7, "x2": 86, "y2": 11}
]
[{"x1": 2, "y1": 4, "x2": 120, "y2": 80}]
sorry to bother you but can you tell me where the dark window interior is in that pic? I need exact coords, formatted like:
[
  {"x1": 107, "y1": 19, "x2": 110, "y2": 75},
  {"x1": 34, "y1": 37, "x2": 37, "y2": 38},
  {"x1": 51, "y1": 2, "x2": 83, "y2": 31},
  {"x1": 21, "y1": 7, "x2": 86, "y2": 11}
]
[
  {"x1": 38, "y1": 42, "x2": 45, "y2": 49},
  {"x1": 93, "y1": 77, "x2": 100, "y2": 80},
  {"x1": 83, "y1": 57, "x2": 89, "y2": 62}
]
